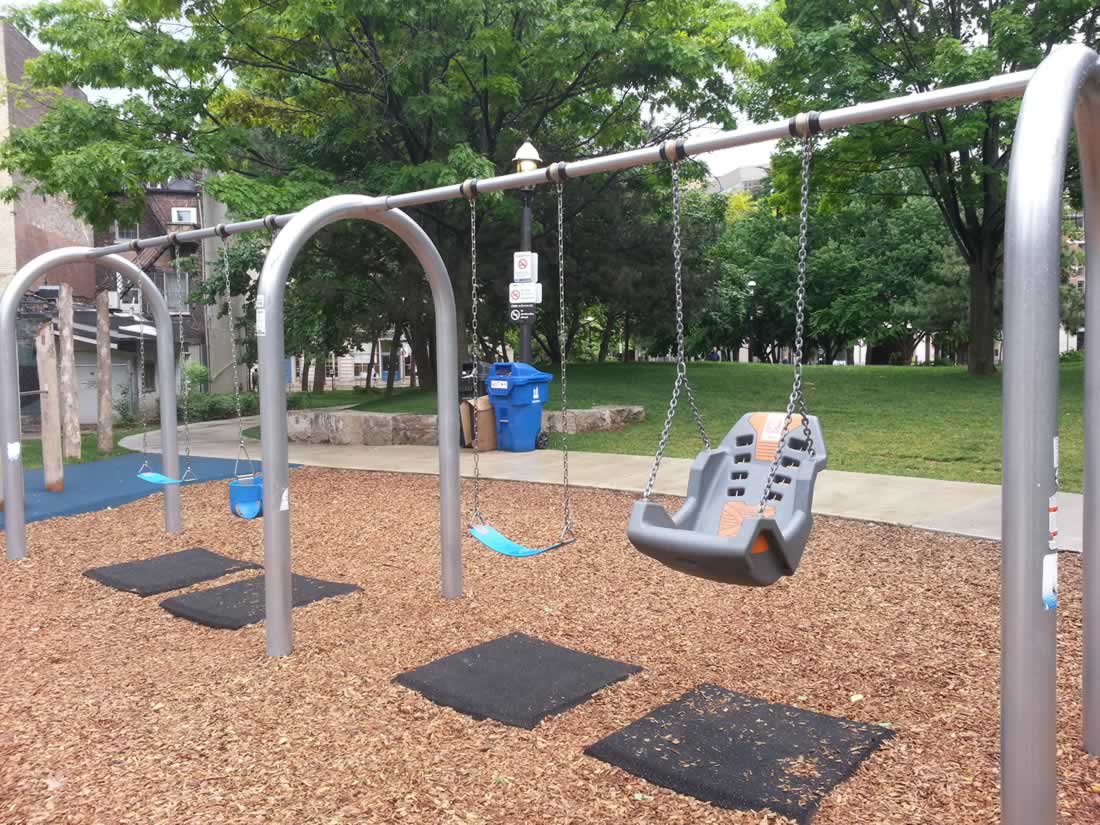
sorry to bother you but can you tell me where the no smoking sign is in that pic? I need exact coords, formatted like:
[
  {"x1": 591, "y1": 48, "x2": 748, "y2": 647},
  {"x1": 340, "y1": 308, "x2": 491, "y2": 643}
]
[{"x1": 513, "y1": 251, "x2": 538, "y2": 283}]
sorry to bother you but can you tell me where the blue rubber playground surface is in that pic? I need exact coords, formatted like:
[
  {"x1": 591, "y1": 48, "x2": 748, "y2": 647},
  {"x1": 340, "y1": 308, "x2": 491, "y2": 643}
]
[{"x1": 0, "y1": 454, "x2": 246, "y2": 529}]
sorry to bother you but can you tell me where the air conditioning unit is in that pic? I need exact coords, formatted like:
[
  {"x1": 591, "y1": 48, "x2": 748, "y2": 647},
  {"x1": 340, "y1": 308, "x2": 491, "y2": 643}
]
[{"x1": 170, "y1": 207, "x2": 198, "y2": 226}]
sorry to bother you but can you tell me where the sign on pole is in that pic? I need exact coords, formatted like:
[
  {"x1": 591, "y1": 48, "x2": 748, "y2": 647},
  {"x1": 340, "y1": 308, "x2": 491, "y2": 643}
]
[
  {"x1": 509, "y1": 304, "x2": 536, "y2": 323},
  {"x1": 513, "y1": 252, "x2": 538, "y2": 283},
  {"x1": 509, "y1": 282, "x2": 543, "y2": 304}
]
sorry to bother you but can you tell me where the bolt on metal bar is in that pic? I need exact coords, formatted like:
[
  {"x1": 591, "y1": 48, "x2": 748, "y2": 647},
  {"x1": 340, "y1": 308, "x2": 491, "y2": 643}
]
[{"x1": 75, "y1": 68, "x2": 1042, "y2": 258}]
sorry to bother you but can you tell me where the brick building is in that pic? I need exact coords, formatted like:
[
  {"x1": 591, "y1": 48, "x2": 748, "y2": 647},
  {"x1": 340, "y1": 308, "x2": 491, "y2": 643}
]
[{"x1": 0, "y1": 22, "x2": 94, "y2": 297}]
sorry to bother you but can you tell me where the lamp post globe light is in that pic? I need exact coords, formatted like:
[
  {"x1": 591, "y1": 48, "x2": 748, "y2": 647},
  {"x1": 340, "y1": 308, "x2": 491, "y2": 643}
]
[{"x1": 512, "y1": 139, "x2": 542, "y2": 363}]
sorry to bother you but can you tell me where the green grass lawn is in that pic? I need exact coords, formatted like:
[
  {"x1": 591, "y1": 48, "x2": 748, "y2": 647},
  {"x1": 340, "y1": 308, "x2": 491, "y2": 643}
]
[
  {"x1": 21, "y1": 428, "x2": 141, "y2": 471},
  {"x1": 343, "y1": 361, "x2": 1085, "y2": 491}
]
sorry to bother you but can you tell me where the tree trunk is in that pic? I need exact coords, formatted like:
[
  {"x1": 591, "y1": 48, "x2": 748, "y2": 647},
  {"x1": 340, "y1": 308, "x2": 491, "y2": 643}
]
[
  {"x1": 967, "y1": 256, "x2": 997, "y2": 375},
  {"x1": 384, "y1": 327, "x2": 401, "y2": 397},
  {"x1": 35, "y1": 322, "x2": 64, "y2": 491},
  {"x1": 366, "y1": 338, "x2": 377, "y2": 390},
  {"x1": 312, "y1": 353, "x2": 326, "y2": 393},
  {"x1": 95, "y1": 290, "x2": 113, "y2": 452},
  {"x1": 299, "y1": 356, "x2": 311, "y2": 393},
  {"x1": 58, "y1": 284, "x2": 81, "y2": 460},
  {"x1": 410, "y1": 318, "x2": 435, "y2": 390},
  {"x1": 406, "y1": 328, "x2": 418, "y2": 389},
  {"x1": 597, "y1": 313, "x2": 618, "y2": 363},
  {"x1": 622, "y1": 314, "x2": 633, "y2": 361}
]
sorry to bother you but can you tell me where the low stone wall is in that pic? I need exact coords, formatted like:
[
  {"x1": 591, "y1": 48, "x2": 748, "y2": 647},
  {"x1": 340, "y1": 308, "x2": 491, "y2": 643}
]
[
  {"x1": 542, "y1": 405, "x2": 645, "y2": 434},
  {"x1": 287, "y1": 404, "x2": 645, "y2": 446},
  {"x1": 287, "y1": 409, "x2": 438, "y2": 446}
]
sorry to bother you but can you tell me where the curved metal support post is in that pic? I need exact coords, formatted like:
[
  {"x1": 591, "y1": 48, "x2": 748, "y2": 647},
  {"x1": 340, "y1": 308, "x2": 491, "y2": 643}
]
[
  {"x1": 1, "y1": 249, "x2": 182, "y2": 560},
  {"x1": 256, "y1": 195, "x2": 462, "y2": 657},
  {"x1": 1079, "y1": 63, "x2": 1100, "y2": 756},
  {"x1": 1001, "y1": 44, "x2": 1100, "y2": 825}
]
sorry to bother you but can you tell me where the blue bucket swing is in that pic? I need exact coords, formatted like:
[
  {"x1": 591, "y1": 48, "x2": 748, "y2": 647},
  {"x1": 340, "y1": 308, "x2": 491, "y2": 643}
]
[
  {"x1": 464, "y1": 181, "x2": 576, "y2": 557},
  {"x1": 228, "y1": 444, "x2": 263, "y2": 520},
  {"x1": 217, "y1": 224, "x2": 263, "y2": 521}
]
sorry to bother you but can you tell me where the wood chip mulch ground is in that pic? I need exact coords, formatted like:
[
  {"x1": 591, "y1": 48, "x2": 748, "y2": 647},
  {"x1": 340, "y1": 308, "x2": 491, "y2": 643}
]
[{"x1": 1, "y1": 467, "x2": 1097, "y2": 824}]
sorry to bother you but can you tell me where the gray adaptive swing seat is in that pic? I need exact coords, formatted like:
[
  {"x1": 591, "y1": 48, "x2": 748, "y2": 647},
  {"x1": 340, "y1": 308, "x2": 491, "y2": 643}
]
[{"x1": 628, "y1": 412, "x2": 827, "y2": 587}]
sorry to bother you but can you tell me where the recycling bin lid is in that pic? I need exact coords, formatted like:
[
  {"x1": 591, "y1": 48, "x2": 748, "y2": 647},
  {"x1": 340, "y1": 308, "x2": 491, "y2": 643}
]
[{"x1": 488, "y1": 361, "x2": 553, "y2": 385}]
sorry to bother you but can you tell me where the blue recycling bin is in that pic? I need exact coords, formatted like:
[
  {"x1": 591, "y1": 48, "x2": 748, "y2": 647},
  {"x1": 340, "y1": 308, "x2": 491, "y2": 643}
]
[{"x1": 484, "y1": 362, "x2": 553, "y2": 452}]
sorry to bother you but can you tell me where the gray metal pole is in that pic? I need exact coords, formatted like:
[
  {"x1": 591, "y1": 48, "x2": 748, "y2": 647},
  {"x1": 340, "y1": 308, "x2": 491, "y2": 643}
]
[
  {"x1": 256, "y1": 195, "x2": 461, "y2": 657},
  {"x1": 1078, "y1": 68, "x2": 1100, "y2": 756},
  {"x1": 1001, "y1": 43, "x2": 1100, "y2": 825},
  {"x1": 518, "y1": 189, "x2": 534, "y2": 363},
  {"x1": 64, "y1": 71, "x2": 1040, "y2": 263},
  {"x1": 0, "y1": 250, "x2": 182, "y2": 559}
]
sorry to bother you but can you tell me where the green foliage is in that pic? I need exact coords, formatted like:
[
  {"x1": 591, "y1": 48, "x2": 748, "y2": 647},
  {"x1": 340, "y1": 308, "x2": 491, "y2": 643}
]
[
  {"x1": 747, "y1": 0, "x2": 1099, "y2": 371},
  {"x1": 183, "y1": 361, "x2": 210, "y2": 389}
]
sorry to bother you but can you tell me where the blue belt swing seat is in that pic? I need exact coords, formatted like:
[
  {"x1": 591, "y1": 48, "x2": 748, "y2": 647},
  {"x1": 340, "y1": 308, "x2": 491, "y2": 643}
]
[
  {"x1": 135, "y1": 249, "x2": 199, "y2": 487},
  {"x1": 464, "y1": 174, "x2": 575, "y2": 557}
]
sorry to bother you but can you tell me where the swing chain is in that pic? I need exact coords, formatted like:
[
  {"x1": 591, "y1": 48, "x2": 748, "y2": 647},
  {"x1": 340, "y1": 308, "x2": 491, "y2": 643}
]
[
  {"x1": 759, "y1": 136, "x2": 816, "y2": 513},
  {"x1": 136, "y1": 277, "x2": 150, "y2": 474},
  {"x1": 220, "y1": 230, "x2": 254, "y2": 478},
  {"x1": 556, "y1": 183, "x2": 574, "y2": 543},
  {"x1": 174, "y1": 241, "x2": 196, "y2": 483},
  {"x1": 468, "y1": 196, "x2": 485, "y2": 525},
  {"x1": 643, "y1": 160, "x2": 709, "y2": 500}
]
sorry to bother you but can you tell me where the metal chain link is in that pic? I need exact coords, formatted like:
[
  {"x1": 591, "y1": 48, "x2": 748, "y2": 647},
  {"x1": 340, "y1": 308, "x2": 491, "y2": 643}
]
[
  {"x1": 556, "y1": 183, "x2": 574, "y2": 542},
  {"x1": 468, "y1": 198, "x2": 484, "y2": 525},
  {"x1": 759, "y1": 137, "x2": 817, "y2": 512},
  {"x1": 175, "y1": 246, "x2": 196, "y2": 482},
  {"x1": 137, "y1": 294, "x2": 150, "y2": 473},
  {"x1": 220, "y1": 236, "x2": 255, "y2": 478},
  {"x1": 643, "y1": 160, "x2": 710, "y2": 499}
]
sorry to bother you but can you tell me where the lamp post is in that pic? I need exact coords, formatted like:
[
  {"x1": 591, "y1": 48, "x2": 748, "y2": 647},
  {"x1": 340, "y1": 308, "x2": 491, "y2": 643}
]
[
  {"x1": 512, "y1": 138, "x2": 542, "y2": 363},
  {"x1": 745, "y1": 279, "x2": 757, "y2": 363}
]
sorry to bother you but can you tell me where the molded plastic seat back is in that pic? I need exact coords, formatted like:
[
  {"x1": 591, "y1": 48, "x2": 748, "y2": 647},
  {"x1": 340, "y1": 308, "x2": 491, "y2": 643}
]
[{"x1": 627, "y1": 412, "x2": 827, "y2": 586}]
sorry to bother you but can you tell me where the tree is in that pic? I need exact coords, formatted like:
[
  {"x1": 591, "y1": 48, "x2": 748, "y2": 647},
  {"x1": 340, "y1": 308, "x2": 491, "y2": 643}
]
[
  {"x1": 749, "y1": 0, "x2": 1100, "y2": 374},
  {"x1": 2, "y1": 0, "x2": 785, "y2": 382},
  {"x1": 711, "y1": 172, "x2": 965, "y2": 363}
]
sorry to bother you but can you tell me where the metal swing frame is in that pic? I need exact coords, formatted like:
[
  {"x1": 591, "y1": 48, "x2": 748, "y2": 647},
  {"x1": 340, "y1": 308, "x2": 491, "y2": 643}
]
[
  {"x1": 0, "y1": 46, "x2": 1098, "y2": 825},
  {"x1": 466, "y1": 178, "x2": 576, "y2": 557}
]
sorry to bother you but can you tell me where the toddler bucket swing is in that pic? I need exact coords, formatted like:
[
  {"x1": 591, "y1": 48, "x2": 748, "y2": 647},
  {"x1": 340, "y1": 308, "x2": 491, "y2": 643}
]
[
  {"x1": 464, "y1": 170, "x2": 576, "y2": 557},
  {"x1": 137, "y1": 239, "x2": 198, "y2": 486},
  {"x1": 216, "y1": 223, "x2": 264, "y2": 520},
  {"x1": 627, "y1": 126, "x2": 828, "y2": 587}
]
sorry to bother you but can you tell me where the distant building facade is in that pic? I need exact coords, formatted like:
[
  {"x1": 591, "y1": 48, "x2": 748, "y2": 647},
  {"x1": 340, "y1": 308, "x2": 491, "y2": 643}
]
[
  {"x1": 707, "y1": 164, "x2": 769, "y2": 196},
  {"x1": 0, "y1": 22, "x2": 94, "y2": 297}
]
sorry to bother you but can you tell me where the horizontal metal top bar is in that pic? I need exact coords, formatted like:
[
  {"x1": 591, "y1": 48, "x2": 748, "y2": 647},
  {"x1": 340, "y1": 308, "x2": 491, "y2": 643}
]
[{"x1": 85, "y1": 66, "x2": 1042, "y2": 260}]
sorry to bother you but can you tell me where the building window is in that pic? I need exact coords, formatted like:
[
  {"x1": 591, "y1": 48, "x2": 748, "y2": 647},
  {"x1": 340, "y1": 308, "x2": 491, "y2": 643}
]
[
  {"x1": 115, "y1": 222, "x2": 139, "y2": 241},
  {"x1": 164, "y1": 269, "x2": 190, "y2": 315},
  {"x1": 142, "y1": 361, "x2": 156, "y2": 393},
  {"x1": 170, "y1": 207, "x2": 198, "y2": 225},
  {"x1": 354, "y1": 362, "x2": 372, "y2": 378}
]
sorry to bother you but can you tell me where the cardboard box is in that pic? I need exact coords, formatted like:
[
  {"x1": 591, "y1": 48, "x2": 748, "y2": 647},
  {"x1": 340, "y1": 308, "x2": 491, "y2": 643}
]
[{"x1": 460, "y1": 395, "x2": 497, "y2": 451}]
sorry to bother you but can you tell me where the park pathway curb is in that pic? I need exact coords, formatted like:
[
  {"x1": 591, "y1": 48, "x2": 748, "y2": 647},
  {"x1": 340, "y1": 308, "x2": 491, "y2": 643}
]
[{"x1": 122, "y1": 419, "x2": 1083, "y2": 553}]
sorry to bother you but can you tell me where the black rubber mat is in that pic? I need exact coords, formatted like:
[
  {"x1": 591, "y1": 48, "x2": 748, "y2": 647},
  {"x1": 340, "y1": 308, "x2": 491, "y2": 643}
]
[
  {"x1": 160, "y1": 574, "x2": 361, "y2": 629},
  {"x1": 83, "y1": 548, "x2": 260, "y2": 597},
  {"x1": 394, "y1": 632, "x2": 641, "y2": 729},
  {"x1": 585, "y1": 683, "x2": 894, "y2": 823}
]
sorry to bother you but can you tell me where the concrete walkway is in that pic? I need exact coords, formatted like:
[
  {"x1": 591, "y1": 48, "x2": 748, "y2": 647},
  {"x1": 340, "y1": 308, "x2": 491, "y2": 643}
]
[{"x1": 123, "y1": 418, "x2": 1084, "y2": 552}]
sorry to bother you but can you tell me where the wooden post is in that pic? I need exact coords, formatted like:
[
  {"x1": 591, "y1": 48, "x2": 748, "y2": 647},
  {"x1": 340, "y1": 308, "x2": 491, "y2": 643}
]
[
  {"x1": 95, "y1": 289, "x2": 113, "y2": 452},
  {"x1": 58, "y1": 284, "x2": 82, "y2": 459},
  {"x1": 35, "y1": 321, "x2": 64, "y2": 492}
]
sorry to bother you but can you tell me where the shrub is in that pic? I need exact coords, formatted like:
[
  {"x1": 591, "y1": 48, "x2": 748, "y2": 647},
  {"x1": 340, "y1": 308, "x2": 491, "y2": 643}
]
[
  {"x1": 184, "y1": 361, "x2": 211, "y2": 389},
  {"x1": 1060, "y1": 350, "x2": 1084, "y2": 363},
  {"x1": 181, "y1": 391, "x2": 260, "y2": 422}
]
